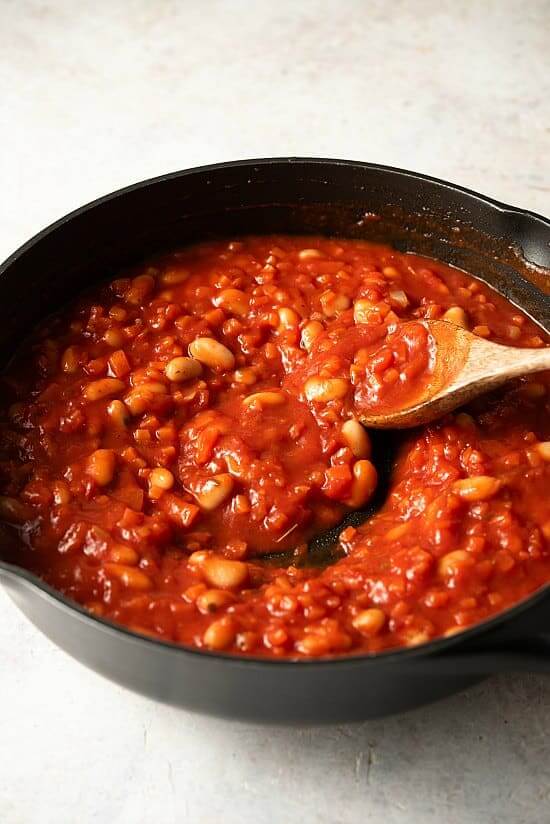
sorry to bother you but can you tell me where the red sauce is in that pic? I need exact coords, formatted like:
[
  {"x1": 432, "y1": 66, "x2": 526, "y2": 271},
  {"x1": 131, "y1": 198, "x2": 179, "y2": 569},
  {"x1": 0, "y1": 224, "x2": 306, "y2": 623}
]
[{"x1": 0, "y1": 236, "x2": 548, "y2": 657}]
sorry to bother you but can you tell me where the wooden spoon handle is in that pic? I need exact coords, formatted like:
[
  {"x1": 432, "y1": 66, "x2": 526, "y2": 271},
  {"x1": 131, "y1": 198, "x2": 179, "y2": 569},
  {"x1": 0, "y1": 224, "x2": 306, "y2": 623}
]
[{"x1": 459, "y1": 335, "x2": 550, "y2": 388}]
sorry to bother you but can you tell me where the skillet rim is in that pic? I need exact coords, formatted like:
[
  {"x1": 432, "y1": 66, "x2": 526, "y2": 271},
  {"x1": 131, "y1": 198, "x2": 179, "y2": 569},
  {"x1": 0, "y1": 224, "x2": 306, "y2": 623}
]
[
  {"x1": 2, "y1": 558, "x2": 550, "y2": 669},
  {"x1": 1, "y1": 157, "x2": 550, "y2": 282}
]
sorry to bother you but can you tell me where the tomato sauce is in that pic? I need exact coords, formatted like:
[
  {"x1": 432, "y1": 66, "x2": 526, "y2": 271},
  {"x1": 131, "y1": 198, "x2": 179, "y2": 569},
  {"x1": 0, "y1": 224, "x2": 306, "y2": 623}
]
[{"x1": 0, "y1": 236, "x2": 548, "y2": 657}]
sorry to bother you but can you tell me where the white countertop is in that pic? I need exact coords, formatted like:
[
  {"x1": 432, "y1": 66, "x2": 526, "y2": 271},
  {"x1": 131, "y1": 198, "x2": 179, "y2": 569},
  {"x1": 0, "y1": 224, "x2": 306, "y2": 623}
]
[{"x1": 1, "y1": 2, "x2": 549, "y2": 822}]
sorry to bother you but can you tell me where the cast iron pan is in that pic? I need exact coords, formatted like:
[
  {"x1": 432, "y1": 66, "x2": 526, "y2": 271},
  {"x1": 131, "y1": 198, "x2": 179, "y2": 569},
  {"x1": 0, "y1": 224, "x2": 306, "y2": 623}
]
[{"x1": 1, "y1": 158, "x2": 549, "y2": 724}]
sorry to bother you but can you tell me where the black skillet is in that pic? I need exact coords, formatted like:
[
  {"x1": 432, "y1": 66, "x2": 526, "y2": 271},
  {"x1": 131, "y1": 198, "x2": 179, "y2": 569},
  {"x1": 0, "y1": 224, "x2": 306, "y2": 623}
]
[{"x1": 1, "y1": 158, "x2": 549, "y2": 724}]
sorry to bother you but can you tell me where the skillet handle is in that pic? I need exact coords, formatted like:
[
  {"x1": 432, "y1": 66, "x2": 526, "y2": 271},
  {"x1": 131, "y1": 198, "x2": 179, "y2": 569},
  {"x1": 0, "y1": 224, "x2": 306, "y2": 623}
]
[
  {"x1": 428, "y1": 589, "x2": 550, "y2": 675},
  {"x1": 424, "y1": 637, "x2": 550, "y2": 676}
]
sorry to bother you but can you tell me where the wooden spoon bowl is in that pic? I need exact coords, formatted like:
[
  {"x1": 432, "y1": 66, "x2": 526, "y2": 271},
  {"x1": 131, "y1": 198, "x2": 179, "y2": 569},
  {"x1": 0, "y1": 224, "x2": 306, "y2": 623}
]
[{"x1": 360, "y1": 320, "x2": 550, "y2": 428}]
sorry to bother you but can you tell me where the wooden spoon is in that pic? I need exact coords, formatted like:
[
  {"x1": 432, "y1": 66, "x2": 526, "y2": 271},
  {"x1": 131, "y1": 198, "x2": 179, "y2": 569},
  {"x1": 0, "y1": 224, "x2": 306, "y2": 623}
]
[{"x1": 360, "y1": 319, "x2": 550, "y2": 428}]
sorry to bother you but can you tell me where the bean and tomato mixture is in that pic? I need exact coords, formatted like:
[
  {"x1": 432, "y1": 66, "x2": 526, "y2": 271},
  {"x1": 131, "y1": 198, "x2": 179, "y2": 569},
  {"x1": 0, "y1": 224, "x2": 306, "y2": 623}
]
[{"x1": 0, "y1": 236, "x2": 549, "y2": 657}]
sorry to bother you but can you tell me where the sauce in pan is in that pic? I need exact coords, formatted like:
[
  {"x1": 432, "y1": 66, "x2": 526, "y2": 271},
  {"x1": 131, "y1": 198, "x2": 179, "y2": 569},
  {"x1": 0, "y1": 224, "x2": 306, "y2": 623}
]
[{"x1": 0, "y1": 236, "x2": 548, "y2": 657}]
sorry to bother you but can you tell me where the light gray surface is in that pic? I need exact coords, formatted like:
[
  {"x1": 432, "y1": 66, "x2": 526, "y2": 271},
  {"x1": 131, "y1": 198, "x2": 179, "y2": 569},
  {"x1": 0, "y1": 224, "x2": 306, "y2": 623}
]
[{"x1": 1, "y1": 1, "x2": 549, "y2": 822}]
